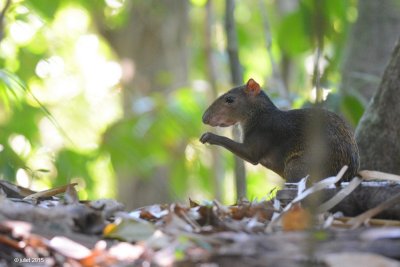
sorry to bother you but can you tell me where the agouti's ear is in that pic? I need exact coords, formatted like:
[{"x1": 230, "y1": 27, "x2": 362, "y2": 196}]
[{"x1": 245, "y1": 78, "x2": 261, "y2": 96}]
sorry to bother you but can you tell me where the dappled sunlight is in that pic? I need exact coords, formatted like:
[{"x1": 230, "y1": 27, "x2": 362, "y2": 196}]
[
  {"x1": 9, "y1": 21, "x2": 37, "y2": 45},
  {"x1": 16, "y1": 168, "x2": 30, "y2": 188},
  {"x1": 105, "y1": 0, "x2": 125, "y2": 9},
  {"x1": 246, "y1": 166, "x2": 284, "y2": 200},
  {"x1": 89, "y1": 154, "x2": 116, "y2": 198},
  {"x1": 35, "y1": 56, "x2": 65, "y2": 79},
  {"x1": 0, "y1": 0, "x2": 363, "y2": 203},
  {"x1": 8, "y1": 7, "x2": 42, "y2": 45},
  {"x1": 8, "y1": 134, "x2": 31, "y2": 158},
  {"x1": 0, "y1": 2, "x2": 123, "y2": 198},
  {"x1": 1, "y1": 1, "x2": 400, "y2": 265},
  {"x1": 39, "y1": 117, "x2": 64, "y2": 150},
  {"x1": 54, "y1": 6, "x2": 90, "y2": 35},
  {"x1": 310, "y1": 87, "x2": 331, "y2": 102}
]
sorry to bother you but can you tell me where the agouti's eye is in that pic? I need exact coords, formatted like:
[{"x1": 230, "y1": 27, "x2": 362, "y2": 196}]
[{"x1": 225, "y1": 96, "x2": 235, "y2": 104}]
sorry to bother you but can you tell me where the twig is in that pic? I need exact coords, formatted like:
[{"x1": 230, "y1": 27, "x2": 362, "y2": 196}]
[
  {"x1": 359, "y1": 170, "x2": 400, "y2": 182},
  {"x1": 23, "y1": 183, "x2": 78, "y2": 200},
  {"x1": 348, "y1": 192, "x2": 400, "y2": 229},
  {"x1": 317, "y1": 176, "x2": 363, "y2": 213},
  {"x1": 335, "y1": 217, "x2": 400, "y2": 228}
]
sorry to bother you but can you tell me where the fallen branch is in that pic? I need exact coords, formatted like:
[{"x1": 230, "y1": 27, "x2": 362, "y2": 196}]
[
  {"x1": 359, "y1": 170, "x2": 400, "y2": 182},
  {"x1": 348, "y1": 192, "x2": 400, "y2": 229}
]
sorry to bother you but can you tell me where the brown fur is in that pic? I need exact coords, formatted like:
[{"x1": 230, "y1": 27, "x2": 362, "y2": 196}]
[{"x1": 200, "y1": 80, "x2": 359, "y2": 183}]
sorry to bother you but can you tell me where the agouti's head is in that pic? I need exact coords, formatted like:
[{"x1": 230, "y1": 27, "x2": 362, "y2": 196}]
[{"x1": 202, "y1": 78, "x2": 267, "y2": 127}]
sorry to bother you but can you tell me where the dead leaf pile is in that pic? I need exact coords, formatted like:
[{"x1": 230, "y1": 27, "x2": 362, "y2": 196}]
[{"x1": 0, "y1": 168, "x2": 400, "y2": 266}]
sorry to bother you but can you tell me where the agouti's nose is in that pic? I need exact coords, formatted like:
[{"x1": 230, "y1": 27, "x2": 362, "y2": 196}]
[{"x1": 202, "y1": 110, "x2": 210, "y2": 124}]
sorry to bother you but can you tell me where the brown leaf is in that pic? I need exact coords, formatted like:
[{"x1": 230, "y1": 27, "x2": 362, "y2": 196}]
[
  {"x1": 80, "y1": 242, "x2": 116, "y2": 267},
  {"x1": 196, "y1": 205, "x2": 219, "y2": 227},
  {"x1": 140, "y1": 210, "x2": 157, "y2": 221},
  {"x1": 229, "y1": 201, "x2": 274, "y2": 222},
  {"x1": 282, "y1": 203, "x2": 311, "y2": 231},
  {"x1": 0, "y1": 234, "x2": 24, "y2": 250},
  {"x1": 0, "y1": 180, "x2": 36, "y2": 198},
  {"x1": 229, "y1": 206, "x2": 245, "y2": 220},
  {"x1": 25, "y1": 234, "x2": 48, "y2": 249},
  {"x1": 23, "y1": 183, "x2": 78, "y2": 200},
  {"x1": 137, "y1": 204, "x2": 169, "y2": 222}
]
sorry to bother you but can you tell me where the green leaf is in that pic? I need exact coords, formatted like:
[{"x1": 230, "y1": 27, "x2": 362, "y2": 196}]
[
  {"x1": 277, "y1": 11, "x2": 312, "y2": 55},
  {"x1": 55, "y1": 149, "x2": 95, "y2": 187},
  {"x1": 104, "y1": 219, "x2": 156, "y2": 242},
  {"x1": 340, "y1": 94, "x2": 365, "y2": 127},
  {"x1": 6, "y1": 103, "x2": 41, "y2": 142},
  {"x1": 0, "y1": 142, "x2": 25, "y2": 181},
  {"x1": 26, "y1": 0, "x2": 62, "y2": 21},
  {"x1": 0, "y1": 69, "x2": 25, "y2": 109}
]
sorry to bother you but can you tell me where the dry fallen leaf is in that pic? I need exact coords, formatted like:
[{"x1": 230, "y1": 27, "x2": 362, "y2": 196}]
[
  {"x1": 0, "y1": 180, "x2": 36, "y2": 198},
  {"x1": 23, "y1": 183, "x2": 78, "y2": 200},
  {"x1": 79, "y1": 241, "x2": 115, "y2": 267},
  {"x1": 282, "y1": 203, "x2": 311, "y2": 231},
  {"x1": 103, "y1": 218, "x2": 156, "y2": 242}
]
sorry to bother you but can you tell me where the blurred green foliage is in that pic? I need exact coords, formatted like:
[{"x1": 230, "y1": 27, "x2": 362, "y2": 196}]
[{"x1": 0, "y1": 0, "x2": 363, "y2": 202}]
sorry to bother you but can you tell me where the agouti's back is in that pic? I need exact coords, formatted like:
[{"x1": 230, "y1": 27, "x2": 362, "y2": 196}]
[
  {"x1": 276, "y1": 108, "x2": 359, "y2": 182},
  {"x1": 200, "y1": 78, "x2": 360, "y2": 183}
]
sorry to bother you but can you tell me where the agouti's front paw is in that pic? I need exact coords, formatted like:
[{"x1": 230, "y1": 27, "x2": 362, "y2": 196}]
[{"x1": 200, "y1": 132, "x2": 216, "y2": 144}]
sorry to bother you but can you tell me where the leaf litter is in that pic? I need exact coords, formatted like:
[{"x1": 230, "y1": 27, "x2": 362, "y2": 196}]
[{"x1": 0, "y1": 168, "x2": 400, "y2": 266}]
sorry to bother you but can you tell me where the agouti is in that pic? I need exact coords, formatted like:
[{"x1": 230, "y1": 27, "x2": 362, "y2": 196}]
[{"x1": 200, "y1": 78, "x2": 359, "y2": 183}]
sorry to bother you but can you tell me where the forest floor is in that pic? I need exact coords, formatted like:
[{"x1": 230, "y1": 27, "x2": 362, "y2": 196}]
[{"x1": 1, "y1": 169, "x2": 400, "y2": 267}]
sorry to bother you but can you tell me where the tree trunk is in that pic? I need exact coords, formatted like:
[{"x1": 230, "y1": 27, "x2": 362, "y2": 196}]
[
  {"x1": 355, "y1": 38, "x2": 400, "y2": 173},
  {"x1": 340, "y1": 0, "x2": 400, "y2": 103},
  {"x1": 225, "y1": 0, "x2": 246, "y2": 199},
  {"x1": 205, "y1": 0, "x2": 224, "y2": 201},
  {"x1": 100, "y1": 1, "x2": 189, "y2": 209}
]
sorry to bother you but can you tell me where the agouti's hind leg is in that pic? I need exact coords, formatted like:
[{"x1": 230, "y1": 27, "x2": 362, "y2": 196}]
[{"x1": 284, "y1": 156, "x2": 308, "y2": 183}]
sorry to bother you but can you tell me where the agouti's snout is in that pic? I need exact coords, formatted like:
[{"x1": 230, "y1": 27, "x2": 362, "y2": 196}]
[
  {"x1": 202, "y1": 110, "x2": 211, "y2": 125},
  {"x1": 202, "y1": 100, "x2": 239, "y2": 127}
]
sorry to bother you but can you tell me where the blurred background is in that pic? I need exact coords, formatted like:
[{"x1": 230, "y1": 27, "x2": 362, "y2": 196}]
[{"x1": 0, "y1": 0, "x2": 399, "y2": 209}]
